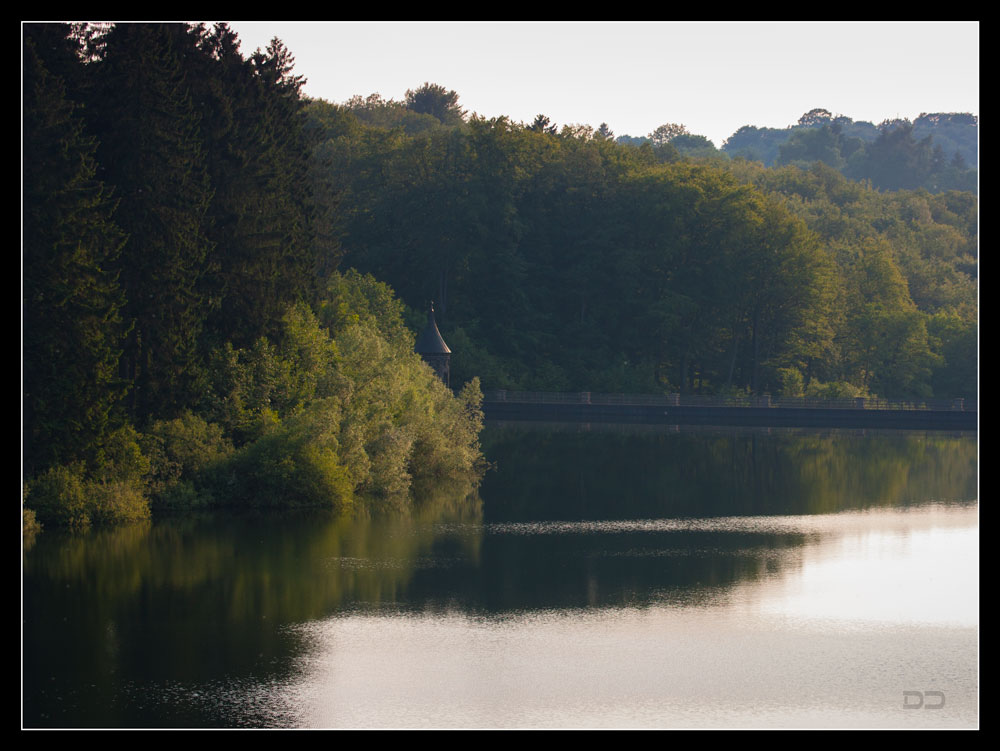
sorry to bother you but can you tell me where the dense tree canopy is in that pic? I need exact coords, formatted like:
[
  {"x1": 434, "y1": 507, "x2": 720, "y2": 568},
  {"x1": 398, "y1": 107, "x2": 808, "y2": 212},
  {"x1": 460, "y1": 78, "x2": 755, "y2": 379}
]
[{"x1": 304, "y1": 100, "x2": 976, "y2": 400}]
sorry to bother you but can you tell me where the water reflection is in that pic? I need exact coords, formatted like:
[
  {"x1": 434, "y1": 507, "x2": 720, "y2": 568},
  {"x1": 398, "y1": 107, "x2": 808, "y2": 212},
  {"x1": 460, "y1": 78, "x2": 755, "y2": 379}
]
[
  {"x1": 22, "y1": 426, "x2": 977, "y2": 728},
  {"x1": 23, "y1": 477, "x2": 483, "y2": 727},
  {"x1": 481, "y1": 422, "x2": 977, "y2": 520}
]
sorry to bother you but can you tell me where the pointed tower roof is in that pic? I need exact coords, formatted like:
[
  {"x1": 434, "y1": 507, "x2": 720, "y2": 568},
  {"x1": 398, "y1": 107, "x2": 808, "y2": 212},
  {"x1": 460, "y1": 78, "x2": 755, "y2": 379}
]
[{"x1": 414, "y1": 301, "x2": 451, "y2": 355}]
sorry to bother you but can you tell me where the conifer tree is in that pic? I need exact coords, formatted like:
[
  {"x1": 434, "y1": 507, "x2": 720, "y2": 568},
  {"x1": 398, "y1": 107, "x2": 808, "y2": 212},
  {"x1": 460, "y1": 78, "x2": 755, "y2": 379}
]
[
  {"x1": 86, "y1": 23, "x2": 215, "y2": 421},
  {"x1": 23, "y1": 37, "x2": 128, "y2": 473},
  {"x1": 194, "y1": 27, "x2": 318, "y2": 348}
]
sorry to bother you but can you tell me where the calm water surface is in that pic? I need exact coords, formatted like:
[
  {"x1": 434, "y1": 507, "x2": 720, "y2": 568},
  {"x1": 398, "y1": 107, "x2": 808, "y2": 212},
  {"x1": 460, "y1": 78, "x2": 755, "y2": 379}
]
[{"x1": 22, "y1": 425, "x2": 978, "y2": 728}]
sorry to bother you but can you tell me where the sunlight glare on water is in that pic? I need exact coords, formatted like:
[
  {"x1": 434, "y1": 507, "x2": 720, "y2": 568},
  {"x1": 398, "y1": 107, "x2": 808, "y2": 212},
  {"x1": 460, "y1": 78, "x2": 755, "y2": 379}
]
[{"x1": 276, "y1": 504, "x2": 977, "y2": 729}]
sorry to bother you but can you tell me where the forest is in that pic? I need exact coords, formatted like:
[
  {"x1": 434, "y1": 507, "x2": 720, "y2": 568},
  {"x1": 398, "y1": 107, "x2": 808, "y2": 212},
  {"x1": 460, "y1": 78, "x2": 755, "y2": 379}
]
[
  {"x1": 307, "y1": 88, "x2": 977, "y2": 401},
  {"x1": 23, "y1": 23, "x2": 483, "y2": 528},
  {"x1": 23, "y1": 22, "x2": 977, "y2": 528}
]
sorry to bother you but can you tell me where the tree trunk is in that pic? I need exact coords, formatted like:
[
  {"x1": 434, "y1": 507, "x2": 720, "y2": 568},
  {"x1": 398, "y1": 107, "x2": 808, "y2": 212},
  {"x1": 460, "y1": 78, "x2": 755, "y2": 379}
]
[
  {"x1": 438, "y1": 269, "x2": 448, "y2": 320},
  {"x1": 726, "y1": 332, "x2": 741, "y2": 390}
]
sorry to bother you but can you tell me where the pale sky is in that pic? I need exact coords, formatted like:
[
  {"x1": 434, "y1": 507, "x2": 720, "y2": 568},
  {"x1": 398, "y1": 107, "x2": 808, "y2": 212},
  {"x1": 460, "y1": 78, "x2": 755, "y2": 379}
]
[{"x1": 228, "y1": 21, "x2": 978, "y2": 148}]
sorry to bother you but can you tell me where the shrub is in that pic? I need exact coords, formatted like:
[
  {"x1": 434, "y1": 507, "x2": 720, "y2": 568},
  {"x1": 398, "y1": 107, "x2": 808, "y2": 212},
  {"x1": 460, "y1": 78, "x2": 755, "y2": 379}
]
[
  {"x1": 408, "y1": 377, "x2": 484, "y2": 479},
  {"x1": 363, "y1": 426, "x2": 415, "y2": 497},
  {"x1": 155, "y1": 478, "x2": 213, "y2": 511},
  {"x1": 25, "y1": 462, "x2": 91, "y2": 526},
  {"x1": 144, "y1": 411, "x2": 234, "y2": 505},
  {"x1": 96, "y1": 424, "x2": 151, "y2": 486},
  {"x1": 805, "y1": 380, "x2": 869, "y2": 399},
  {"x1": 215, "y1": 399, "x2": 354, "y2": 513},
  {"x1": 88, "y1": 480, "x2": 150, "y2": 524},
  {"x1": 25, "y1": 461, "x2": 150, "y2": 526},
  {"x1": 776, "y1": 367, "x2": 806, "y2": 397}
]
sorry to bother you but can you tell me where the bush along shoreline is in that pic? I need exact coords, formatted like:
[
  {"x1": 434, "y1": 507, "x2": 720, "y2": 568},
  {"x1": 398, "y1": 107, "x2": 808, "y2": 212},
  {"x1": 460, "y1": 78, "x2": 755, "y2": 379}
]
[{"x1": 24, "y1": 271, "x2": 486, "y2": 530}]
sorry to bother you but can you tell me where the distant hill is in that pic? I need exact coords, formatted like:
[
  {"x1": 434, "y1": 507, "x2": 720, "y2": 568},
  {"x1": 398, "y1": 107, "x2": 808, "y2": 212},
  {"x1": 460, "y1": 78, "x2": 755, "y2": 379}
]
[
  {"x1": 722, "y1": 109, "x2": 976, "y2": 168},
  {"x1": 620, "y1": 109, "x2": 977, "y2": 194},
  {"x1": 720, "y1": 109, "x2": 977, "y2": 193}
]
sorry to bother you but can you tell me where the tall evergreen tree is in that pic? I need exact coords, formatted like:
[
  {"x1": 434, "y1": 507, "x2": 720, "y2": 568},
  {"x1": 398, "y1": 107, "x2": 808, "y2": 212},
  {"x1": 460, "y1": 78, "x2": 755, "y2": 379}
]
[
  {"x1": 23, "y1": 36, "x2": 128, "y2": 473},
  {"x1": 86, "y1": 23, "x2": 214, "y2": 421},
  {"x1": 198, "y1": 29, "x2": 318, "y2": 348}
]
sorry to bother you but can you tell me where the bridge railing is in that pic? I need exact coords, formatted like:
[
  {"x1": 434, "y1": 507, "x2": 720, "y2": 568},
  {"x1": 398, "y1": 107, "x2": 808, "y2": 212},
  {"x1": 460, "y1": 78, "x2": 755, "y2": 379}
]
[{"x1": 484, "y1": 390, "x2": 975, "y2": 412}]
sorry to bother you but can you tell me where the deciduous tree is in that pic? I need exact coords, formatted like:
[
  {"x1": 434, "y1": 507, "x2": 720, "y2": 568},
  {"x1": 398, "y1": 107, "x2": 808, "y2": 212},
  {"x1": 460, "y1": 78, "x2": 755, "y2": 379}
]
[{"x1": 405, "y1": 82, "x2": 466, "y2": 126}]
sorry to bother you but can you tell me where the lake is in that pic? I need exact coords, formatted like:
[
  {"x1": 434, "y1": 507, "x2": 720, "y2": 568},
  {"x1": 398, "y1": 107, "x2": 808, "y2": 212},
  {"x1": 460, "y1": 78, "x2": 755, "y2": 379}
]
[{"x1": 22, "y1": 423, "x2": 978, "y2": 729}]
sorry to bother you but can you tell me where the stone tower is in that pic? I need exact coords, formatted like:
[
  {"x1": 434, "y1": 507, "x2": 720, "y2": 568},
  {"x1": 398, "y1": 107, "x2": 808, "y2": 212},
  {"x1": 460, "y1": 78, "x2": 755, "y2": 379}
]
[{"x1": 414, "y1": 301, "x2": 451, "y2": 387}]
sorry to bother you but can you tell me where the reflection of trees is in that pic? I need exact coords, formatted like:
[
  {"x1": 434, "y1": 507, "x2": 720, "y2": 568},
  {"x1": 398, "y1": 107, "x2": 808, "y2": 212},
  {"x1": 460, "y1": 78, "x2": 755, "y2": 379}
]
[
  {"x1": 423, "y1": 424, "x2": 975, "y2": 613},
  {"x1": 406, "y1": 526, "x2": 809, "y2": 613},
  {"x1": 26, "y1": 482, "x2": 483, "y2": 618},
  {"x1": 480, "y1": 424, "x2": 977, "y2": 520},
  {"x1": 23, "y1": 478, "x2": 481, "y2": 727}
]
